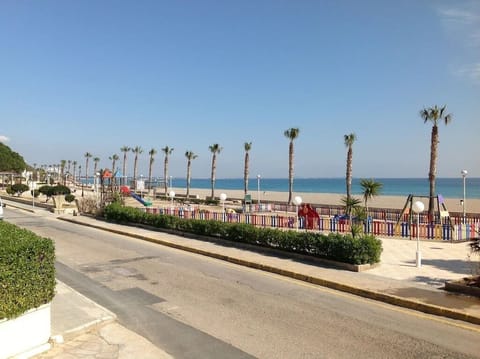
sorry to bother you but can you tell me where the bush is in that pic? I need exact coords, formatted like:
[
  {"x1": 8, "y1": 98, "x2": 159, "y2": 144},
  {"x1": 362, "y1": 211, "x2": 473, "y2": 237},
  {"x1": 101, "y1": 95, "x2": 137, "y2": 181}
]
[
  {"x1": 6, "y1": 185, "x2": 14, "y2": 195},
  {"x1": 0, "y1": 221, "x2": 55, "y2": 319},
  {"x1": 65, "y1": 194, "x2": 75, "y2": 203},
  {"x1": 10, "y1": 183, "x2": 29, "y2": 196},
  {"x1": 31, "y1": 189, "x2": 40, "y2": 198},
  {"x1": 104, "y1": 204, "x2": 382, "y2": 265}
]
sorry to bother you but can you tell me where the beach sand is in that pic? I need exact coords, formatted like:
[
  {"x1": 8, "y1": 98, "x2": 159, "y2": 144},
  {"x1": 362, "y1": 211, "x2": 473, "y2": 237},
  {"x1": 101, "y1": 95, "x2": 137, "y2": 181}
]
[{"x1": 169, "y1": 187, "x2": 480, "y2": 214}]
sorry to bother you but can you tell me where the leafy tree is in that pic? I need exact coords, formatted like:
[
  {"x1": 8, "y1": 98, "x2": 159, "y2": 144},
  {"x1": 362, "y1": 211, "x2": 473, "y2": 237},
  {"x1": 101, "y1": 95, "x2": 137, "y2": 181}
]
[
  {"x1": 162, "y1": 146, "x2": 174, "y2": 194},
  {"x1": 0, "y1": 143, "x2": 27, "y2": 172},
  {"x1": 185, "y1": 151, "x2": 198, "y2": 199},
  {"x1": 209, "y1": 144, "x2": 222, "y2": 199},
  {"x1": 284, "y1": 128, "x2": 300, "y2": 204},
  {"x1": 344, "y1": 133, "x2": 356, "y2": 200},
  {"x1": 243, "y1": 142, "x2": 252, "y2": 195},
  {"x1": 420, "y1": 105, "x2": 452, "y2": 219}
]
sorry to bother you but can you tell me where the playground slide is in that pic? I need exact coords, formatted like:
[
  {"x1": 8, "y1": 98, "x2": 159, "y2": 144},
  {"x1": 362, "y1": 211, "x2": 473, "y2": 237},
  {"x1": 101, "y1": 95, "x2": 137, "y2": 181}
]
[{"x1": 130, "y1": 192, "x2": 152, "y2": 206}]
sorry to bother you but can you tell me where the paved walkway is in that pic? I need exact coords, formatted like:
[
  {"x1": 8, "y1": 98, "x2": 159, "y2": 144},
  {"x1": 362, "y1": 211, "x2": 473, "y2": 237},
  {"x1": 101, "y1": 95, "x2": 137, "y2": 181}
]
[{"x1": 2, "y1": 198, "x2": 480, "y2": 358}]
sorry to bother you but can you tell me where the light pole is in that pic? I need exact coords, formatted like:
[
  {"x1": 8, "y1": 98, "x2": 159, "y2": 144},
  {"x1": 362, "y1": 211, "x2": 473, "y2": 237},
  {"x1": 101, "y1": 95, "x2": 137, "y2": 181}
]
[
  {"x1": 293, "y1": 196, "x2": 302, "y2": 231},
  {"x1": 461, "y1": 169, "x2": 467, "y2": 224},
  {"x1": 257, "y1": 175, "x2": 261, "y2": 206},
  {"x1": 412, "y1": 200, "x2": 424, "y2": 268},
  {"x1": 220, "y1": 193, "x2": 227, "y2": 220},
  {"x1": 169, "y1": 190, "x2": 175, "y2": 208}
]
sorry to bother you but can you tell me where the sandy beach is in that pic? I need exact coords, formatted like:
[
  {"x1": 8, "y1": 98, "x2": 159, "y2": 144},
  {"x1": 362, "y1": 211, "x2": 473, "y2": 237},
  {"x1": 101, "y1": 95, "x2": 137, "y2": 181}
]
[{"x1": 170, "y1": 187, "x2": 480, "y2": 214}]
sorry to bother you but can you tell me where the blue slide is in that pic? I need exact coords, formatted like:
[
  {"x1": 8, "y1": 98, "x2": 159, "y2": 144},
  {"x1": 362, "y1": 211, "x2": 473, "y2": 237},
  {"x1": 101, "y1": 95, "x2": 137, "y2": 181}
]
[{"x1": 130, "y1": 192, "x2": 152, "y2": 206}]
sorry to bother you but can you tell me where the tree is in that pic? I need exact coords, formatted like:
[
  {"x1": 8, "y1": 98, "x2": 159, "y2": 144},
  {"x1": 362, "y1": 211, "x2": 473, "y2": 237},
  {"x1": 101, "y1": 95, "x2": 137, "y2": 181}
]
[
  {"x1": 360, "y1": 178, "x2": 383, "y2": 215},
  {"x1": 84, "y1": 152, "x2": 92, "y2": 196},
  {"x1": 60, "y1": 160, "x2": 67, "y2": 185},
  {"x1": 209, "y1": 143, "x2": 222, "y2": 199},
  {"x1": 93, "y1": 157, "x2": 100, "y2": 177},
  {"x1": 420, "y1": 105, "x2": 452, "y2": 219},
  {"x1": 109, "y1": 154, "x2": 119, "y2": 188},
  {"x1": 341, "y1": 196, "x2": 362, "y2": 220},
  {"x1": 284, "y1": 128, "x2": 300, "y2": 204},
  {"x1": 162, "y1": 146, "x2": 174, "y2": 194},
  {"x1": 132, "y1": 146, "x2": 143, "y2": 186},
  {"x1": 120, "y1": 146, "x2": 131, "y2": 186},
  {"x1": 243, "y1": 142, "x2": 252, "y2": 195},
  {"x1": 344, "y1": 133, "x2": 356, "y2": 201},
  {"x1": 72, "y1": 161, "x2": 77, "y2": 185},
  {"x1": 185, "y1": 151, "x2": 198, "y2": 199},
  {"x1": 0, "y1": 143, "x2": 27, "y2": 172},
  {"x1": 148, "y1": 148, "x2": 157, "y2": 190}
]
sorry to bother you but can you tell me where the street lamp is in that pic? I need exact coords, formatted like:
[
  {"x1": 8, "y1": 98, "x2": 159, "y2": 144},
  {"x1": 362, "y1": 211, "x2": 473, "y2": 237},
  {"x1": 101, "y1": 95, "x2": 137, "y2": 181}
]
[
  {"x1": 257, "y1": 175, "x2": 261, "y2": 206},
  {"x1": 461, "y1": 169, "x2": 467, "y2": 224},
  {"x1": 169, "y1": 190, "x2": 175, "y2": 207},
  {"x1": 412, "y1": 200, "x2": 424, "y2": 268},
  {"x1": 220, "y1": 193, "x2": 227, "y2": 218},
  {"x1": 293, "y1": 196, "x2": 302, "y2": 231}
]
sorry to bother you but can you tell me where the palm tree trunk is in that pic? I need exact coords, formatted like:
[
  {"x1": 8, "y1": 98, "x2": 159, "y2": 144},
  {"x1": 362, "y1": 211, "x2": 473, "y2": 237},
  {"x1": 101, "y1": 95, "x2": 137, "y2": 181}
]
[
  {"x1": 211, "y1": 154, "x2": 216, "y2": 199},
  {"x1": 148, "y1": 161, "x2": 153, "y2": 191},
  {"x1": 244, "y1": 152, "x2": 249, "y2": 195},
  {"x1": 288, "y1": 141, "x2": 294, "y2": 204},
  {"x1": 186, "y1": 160, "x2": 191, "y2": 199},
  {"x1": 164, "y1": 158, "x2": 168, "y2": 195},
  {"x1": 122, "y1": 154, "x2": 127, "y2": 186},
  {"x1": 346, "y1": 147, "x2": 352, "y2": 199},
  {"x1": 428, "y1": 125, "x2": 438, "y2": 220}
]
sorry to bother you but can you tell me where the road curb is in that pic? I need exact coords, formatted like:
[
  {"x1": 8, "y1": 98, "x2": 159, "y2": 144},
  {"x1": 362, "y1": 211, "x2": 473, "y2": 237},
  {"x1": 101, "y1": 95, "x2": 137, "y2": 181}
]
[{"x1": 58, "y1": 216, "x2": 480, "y2": 326}]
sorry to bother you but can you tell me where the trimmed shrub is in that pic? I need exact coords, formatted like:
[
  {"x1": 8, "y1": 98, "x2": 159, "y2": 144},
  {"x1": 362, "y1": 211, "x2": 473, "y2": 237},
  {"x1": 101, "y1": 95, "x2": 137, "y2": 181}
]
[
  {"x1": 104, "y1": 204, "x2": 382, "y2": 265},
  {"x1": 65, "y1": 194, "x2": 75, "y2": 203},
  {"x1": 0, "y1": 221, "x2": 56, "y2": 319},
  {"x1": 6, "y1": 185, "x2": 14, "y2": 195},
  {"x1": 11, "y1": 183, "x2": 29, "y2": 196}
]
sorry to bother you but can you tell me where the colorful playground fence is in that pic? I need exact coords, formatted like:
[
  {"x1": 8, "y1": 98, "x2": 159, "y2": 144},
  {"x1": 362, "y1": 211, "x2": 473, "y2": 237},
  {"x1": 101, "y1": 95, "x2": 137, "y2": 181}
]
[{"x1": 139, "y1": 206, "x2": 479, "y2": 241}]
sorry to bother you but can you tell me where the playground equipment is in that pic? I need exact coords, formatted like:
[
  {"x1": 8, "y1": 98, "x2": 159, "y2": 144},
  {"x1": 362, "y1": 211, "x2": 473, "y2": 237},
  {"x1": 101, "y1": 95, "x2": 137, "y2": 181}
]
[
  {"x1": 298, "y1": 203, "x2": 320, "y2": 230},
  {"x1": 120, "y1": 185, "x2": 152, "y2": 207}
]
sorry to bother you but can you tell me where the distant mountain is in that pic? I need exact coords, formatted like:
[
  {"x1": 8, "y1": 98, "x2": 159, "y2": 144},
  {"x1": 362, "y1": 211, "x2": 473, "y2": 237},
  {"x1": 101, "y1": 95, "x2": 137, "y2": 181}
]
[{"x1": 0, "y1": 143, "x2": 28, "y2": 173}]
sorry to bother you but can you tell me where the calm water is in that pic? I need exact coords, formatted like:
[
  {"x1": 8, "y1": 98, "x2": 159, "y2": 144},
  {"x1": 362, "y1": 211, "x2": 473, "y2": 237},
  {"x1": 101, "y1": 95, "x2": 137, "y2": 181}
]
[
  {"x1": 83, "y1": 177, "x2": 480, "y2": 199},
  {"x1": 172, "y1": 177, "x2": 480, "y2": 199}
]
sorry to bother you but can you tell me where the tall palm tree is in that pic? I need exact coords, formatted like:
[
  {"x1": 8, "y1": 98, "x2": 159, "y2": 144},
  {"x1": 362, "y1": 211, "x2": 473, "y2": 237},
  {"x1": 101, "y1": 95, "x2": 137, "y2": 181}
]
[
  {"x1": 420, "y1": 105, "x2": 452, "y2": 219},
  {"x1": 84, "y1": 152, "x2": 92, "y2": 195},
  {"x1": 185, "y1": 151, "x2": 198, "y2": 199},
  {"x1": 60, "y1": 160, "x2": 66, "y2": 185},
  {"x1": 93, "y1": 157, "x2": 100, "y2": 177},
  {"x1": 344, "y1": 133, "x2": 356, "y2": 201},
  {"x1": 72, "y1": 161, "x2": 77, "y2": 185},
  {"x1": 284, "y1": 128, "x2": 300, "y2": 204},
  {"x1": 109, "y1": 154, "x2": 119, "y2": 187},
  {"x1": 148, "y1": 148, "x2": 157, "y2": 190},
  {"x1": 131, "y1": 146, "x2": 143, "y2": 186},
  {"x1": 162, "y1": 146, "x2": 174, "y2": 194},
  {"x1": 243, "y1": 142, "x2": 252, "y2": 195},
  {"x1": 360, "y1": 178, "x2": 383, "y2": 215},
  {"x1": 67, "y1": 160, "x2": 72, "y2": 175},
  {"x1": 33, "y1": 163, "x2": 37, "y2": 181},
  {"x1": 120, "y1": 146, "x2": 131, "y2": 186},
  {"x1": 209, "y1": 143, "x2": 222, "y2": 199}
]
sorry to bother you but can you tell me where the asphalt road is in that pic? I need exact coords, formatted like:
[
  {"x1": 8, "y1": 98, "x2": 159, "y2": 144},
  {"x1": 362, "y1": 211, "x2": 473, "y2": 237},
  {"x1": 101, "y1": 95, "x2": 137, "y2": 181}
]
[{"x1": 5, "y1": 207, "x2": 480, "y2": 359}]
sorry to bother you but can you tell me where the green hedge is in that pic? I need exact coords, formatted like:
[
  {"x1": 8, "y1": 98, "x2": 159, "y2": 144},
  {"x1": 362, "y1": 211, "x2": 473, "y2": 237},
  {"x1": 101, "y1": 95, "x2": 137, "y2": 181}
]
[
  {"x1": 0, "y1": 221, "x2": 56, "y2": 320},
  {"x1": 104, "y1": 204, "x2": 382, "y2": 265}
]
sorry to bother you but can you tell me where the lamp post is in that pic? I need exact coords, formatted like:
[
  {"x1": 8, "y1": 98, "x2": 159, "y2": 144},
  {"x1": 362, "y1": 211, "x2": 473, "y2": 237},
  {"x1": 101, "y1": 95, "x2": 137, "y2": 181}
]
[
  {"x1": 293, "y1": 196, "x2": 302, "y2": 231},
  {"x1": 220, "y1": 193, "x2": 227, "y2": 221},
  {"x1": 461, "y1": 169, "x2": 467, "y2": 224},
  {"x1": 412, "y1": 200, "x2": 424, "y2": 268},
  {"x1": 169, "y1": 190, "x2": 175, "y2": 208},
  {"x1": 257, "y1": 175, "x2": 261, "y2": 206}
]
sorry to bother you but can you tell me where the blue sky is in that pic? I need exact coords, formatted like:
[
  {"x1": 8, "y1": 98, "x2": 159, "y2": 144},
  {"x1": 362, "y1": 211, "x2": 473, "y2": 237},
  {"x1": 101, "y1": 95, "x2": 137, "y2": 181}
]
[{"x1": 1, "y1": 0, "x2": 479, "y2": 179}]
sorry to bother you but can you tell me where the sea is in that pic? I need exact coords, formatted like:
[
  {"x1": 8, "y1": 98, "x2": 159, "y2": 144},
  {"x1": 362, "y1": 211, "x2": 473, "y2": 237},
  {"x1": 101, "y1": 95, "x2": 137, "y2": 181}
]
[
  {"x1": 85, "y1": 177, "x2": 480, "y2": 199},
  {"x1": 169, "y1": 177, "x2": 480, "y2": 199}
]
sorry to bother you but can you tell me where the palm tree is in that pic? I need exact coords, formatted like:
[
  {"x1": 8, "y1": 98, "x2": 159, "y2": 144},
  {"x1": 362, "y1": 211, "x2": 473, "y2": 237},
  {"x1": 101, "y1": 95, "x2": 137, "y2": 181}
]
[
  {"x1": 72, "y1": 161, "x2": 77, "y2": 185},
  {"x1": 67, "y1": 160, "x2": 71, "y2": 175},
  {"x1": 162, "y1": 146, "x2": 174, "y2": 194},
  {"x1": 84, "y1": 152, "x2": 92, "y2": 196},
  {"x1": 120, "y1": 146, "x2": 131, "y2": 186},
  {"x1": 341, "y1": 196, "x2": 362, "y2": 220},
  {"x1": 344, "y1": 133, "x2": 356, "y2": 201},
  {"x1": 360, "y1": 178, "x2": 383, "y2": 215},
  {"x1": 185, "y1": 151, "x2": 198, "y2": 199},
  {"x1": 284, "y1": 128, "x2": 300, "y2": 204},
  {"x1": 243, "y1": 142, "x2": 252, "y2": 195},
  {"x1": 33, "y1": 163, "x2": 37, "y2": 181},
  {"x1": 109, "y1": 154, "x2": 119, "y2": 188},
  {"x1": 209, "y1": 143, "x2": 222, "y2": 199},
  {"x1": 132, "y1": 146, "x2": 143, "y2": 186},
  {"x1": 93, "y1": 157, "x2": 100, "y2": 177},
  {"x1": 60, "y1": 160, "x2": 66, "y2": 185},
  {"x1": 148, "y1": 148, "x2": 157, "y2": 190},
  {"x1": 420, "y1": 105, "x2": 452, "y2": 219}
]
